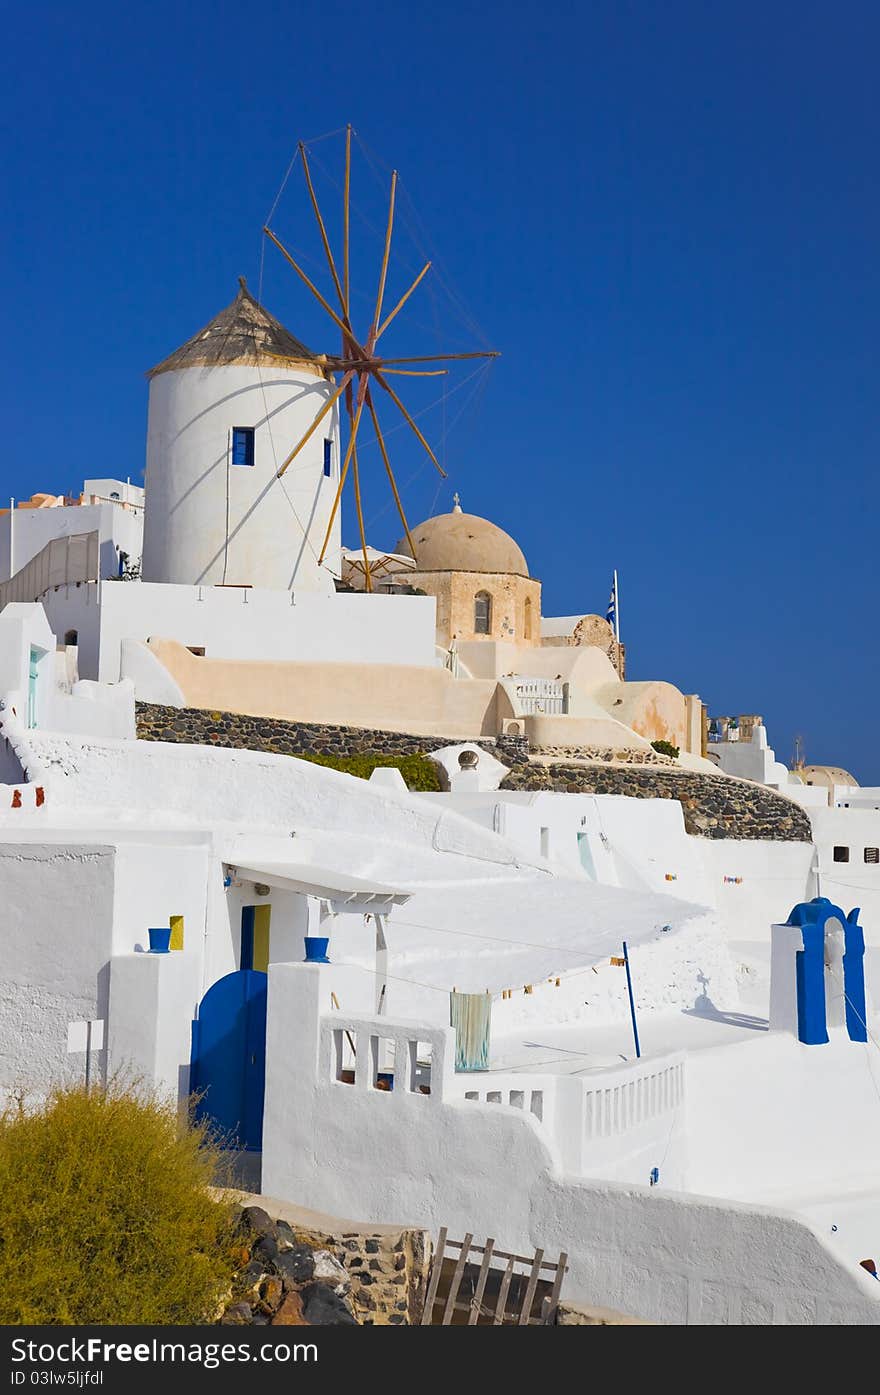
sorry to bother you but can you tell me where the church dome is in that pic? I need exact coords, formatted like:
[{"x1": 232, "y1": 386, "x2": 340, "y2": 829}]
[{"x1": 397, "y1": 500, "x2": 529, "y2": 576}]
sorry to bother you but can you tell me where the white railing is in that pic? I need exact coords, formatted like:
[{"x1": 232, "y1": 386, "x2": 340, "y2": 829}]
[
  {"x1": 458, "y1": 1080, "x2": 546, "y2": 1121},
  {"x1": 446, "y1": 1071, "x2": 581, "y2": 1171},
  {"x1": 513, "y1": 677, "x2": 567, "y2": 715},
  {"x1": 317, "y1": 1005, "x2": 685, "y2": 1184},
  {"x1": 582, "y1": 1055, "x2": 685, "y2": 1140},
  {"x1": 320, "y1": 1012, "x2": 453, "y2": 1104},
  {"x1": 448, "y1": 1053, "x2": 686, "y2": 1180}
]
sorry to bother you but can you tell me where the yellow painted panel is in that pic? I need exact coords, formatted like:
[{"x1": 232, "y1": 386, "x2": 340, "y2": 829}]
[
  {"x1": 253, "y1": 904, "x2": 271, "y2": 973},
  {"x1": 169, "y1": 915, "x2": 184, "y2": 951}
]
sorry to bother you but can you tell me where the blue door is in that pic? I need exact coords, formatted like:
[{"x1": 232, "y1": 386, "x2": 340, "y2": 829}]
[{"x1": 191, "y1": 970, "x2": 267, "y2": 1151}]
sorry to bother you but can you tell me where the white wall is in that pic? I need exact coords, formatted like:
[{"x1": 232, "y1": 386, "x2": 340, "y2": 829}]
[
  {"x1": 685, "y1": 1034, "x2": 880, "y2": 1265},
  {"x1": 49, "y1": 678, "x2": 135, "y2": 741},
  {"x1": 107, "y1": 951, "x2": 201, "y2": 1102},
  {"x1": 142, "y1": 364, "x2": 341, "y2": 593},
  {"x1": 0, "y1": 602, "x2": 134, "y2": 743},
  {"x1": 834, "y1": 787, "x2": 880, "y2": 811},
  {"x1": 24, "y1": 733, "x2": 530, "y2": 886},
  {"x1": 261, "y1": 961, "x2": 880, "y2": 1324},
  {"x1": 423, "y1": 789, "x2": 819, "y2": 948},
  {"x1": 710, "y1": 725, "x2": 788, "y2": 786},
  {"x1": 0, "y1": 842, "x2": 116, "y2": 1096},
  {"x1": 41, "y1": 581, "x2": 437, "y2": 682},
  {"x1": 0, "y1": 501, "x2": 142, "y2": 586},
  {"x1": 0, "y1": 603, "x2": 55, "y2": 730},
  {"x1": 697, "y1": 838, "x2": 816, "y2": 945},
  {"x1": 809, "y1": 806, "x2": 880, "y2": 943},
  {"x1": 83, "y1": 479, "x2": 144, "y2": 509},
  {"x1": 110, "y1": 839, "x2": 212, "y2": 960}
]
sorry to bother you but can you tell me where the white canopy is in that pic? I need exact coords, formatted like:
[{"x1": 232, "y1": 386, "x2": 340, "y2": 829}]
[{"x1": 228, "y1": 859, "x2": 411, "y2": 914}]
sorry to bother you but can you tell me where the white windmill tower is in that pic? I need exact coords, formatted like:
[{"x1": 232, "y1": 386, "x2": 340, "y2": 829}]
[{"x1": 141, "y1": 277, "x2": 341, "y2": 593}]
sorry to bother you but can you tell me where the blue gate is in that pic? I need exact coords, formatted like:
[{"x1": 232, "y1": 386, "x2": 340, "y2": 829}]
[{"x1": 190, "y1": 970, "x2": 267, "y2": 1151}]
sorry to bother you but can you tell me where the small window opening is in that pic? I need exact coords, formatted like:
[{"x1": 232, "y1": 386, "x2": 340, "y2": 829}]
[
  {"x1": 412, "y1": 1041, "x2": 433, "y2": 1095},
  {"x1": 323, "y1": 439, "x2": 333, "y2": 477},
  {"x1": 833, "y1": 846, "x2": 850, "y2": 863},
  {"x1": 371, "y1": 1037, "x2": 397, "y2": 1091},
  {"x1": 231, "y1": 426, "x2": 255, "y2": 467},
  {"x1": 186, "y1": 646, "x2": 206, "y2": 657},
  {"x1": 333, "y1": 1028, "x2": 356, "y2": 1084},
  {"x1": 474, "y1": 591, "x2": 492, "y2": 635},
  {"x1": 865, "y1": 848, "x2": 879, "y2": 865}
]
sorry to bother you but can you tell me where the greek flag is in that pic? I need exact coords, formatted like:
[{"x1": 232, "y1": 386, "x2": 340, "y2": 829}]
[{"x1": 606, "y1": 575, "x2": 617, "y2": 630}]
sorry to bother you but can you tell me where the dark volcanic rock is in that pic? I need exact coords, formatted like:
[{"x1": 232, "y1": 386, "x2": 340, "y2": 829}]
[
  {"x1": 275, "y1": 1245, "x2": 317, "y2": 1289},
  {"x1": 300, "y1": 1283, "x2": 358, "y2": 1326}
]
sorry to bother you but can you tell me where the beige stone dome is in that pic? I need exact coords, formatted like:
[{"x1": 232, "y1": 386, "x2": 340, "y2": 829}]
[{"x1": 397, "y1": 501, "x2": 529, "y2": 576}]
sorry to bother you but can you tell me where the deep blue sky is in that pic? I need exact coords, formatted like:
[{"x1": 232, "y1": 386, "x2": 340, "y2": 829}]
[{"x1": 2, "y1": 2, "x2": 878, "y2": 778}]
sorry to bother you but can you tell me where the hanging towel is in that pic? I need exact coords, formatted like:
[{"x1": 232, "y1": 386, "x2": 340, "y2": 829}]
[{"x1": 449, "y1": 991, "x2": 491, "y2": 1072}]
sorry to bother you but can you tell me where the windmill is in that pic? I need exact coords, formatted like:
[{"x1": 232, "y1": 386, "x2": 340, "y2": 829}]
[{"x1": 263, "y1": 126, "x2": 499, "y2": 591}]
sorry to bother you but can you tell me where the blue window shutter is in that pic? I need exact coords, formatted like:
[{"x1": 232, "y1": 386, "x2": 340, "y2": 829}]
[
  {"x1": 232, "y1": 427, "x2": 255, "y2": 466},
  {"x1": 323, "y1": 439, "x2": 332, "y2": 476}
]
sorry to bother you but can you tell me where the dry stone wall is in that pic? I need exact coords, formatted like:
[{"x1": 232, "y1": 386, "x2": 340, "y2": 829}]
[
  {"x1": 136, "y1": 702, "x2": 472, "y2": 762},
  {"x1": 500, "y1": 762, "x2": 812, "y2": 841},
  {"x1": 135, "y1": 703, "x2": 811, "y2": 841},
  {"x1": 534, "y1": 745, "x2": 673, "y2": 765},
  {"x1": 220, "y1": 1204, "x2": 429, "y2": 1327}
]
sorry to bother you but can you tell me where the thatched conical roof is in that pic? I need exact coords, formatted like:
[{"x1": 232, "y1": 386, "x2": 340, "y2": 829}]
[{"x1": 147, "y1": 278, "x2": 327, "y2": 378}]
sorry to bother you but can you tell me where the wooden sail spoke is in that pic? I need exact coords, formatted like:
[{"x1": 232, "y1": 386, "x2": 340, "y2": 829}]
[
  {"x1": 276, "y1": 370, "x2": 354, "y2": 479},
  {"x1": 375, "y1": 372, "x2": 447, "y2": 478},
  {"x1": 263, "y1": 227, "x2": 370, "y2": 361},
  {"x1": 375, "y1": 352, "x2": 501, "y2": 366},
  {"x1": 351, "y1": 435, "x2": 371, "y2": 592},
  {"x1": 317, "y1": 375, "x2": 370, "y2": 564},
  {"x1": 366, "y1": 388, "x2": 416, "y2": 558},
  {"x1": 343, "y1": 124, "x2": 351, "y2": 320},
  {"x1": 372, "y1": 171, "x2": 397, "y2": 337},
  {"x1": 375, "y1": 261, "x2": 431, "y2": 341},
  {"x1": 380, "y1": 367, "x2": 449, "y2": 377},
  {"x1": 269, "y1": 133, "x2": 499, "y2": 574},
  {"x1": 300, "y1": 143, "x2": 349, "y2": 323}
]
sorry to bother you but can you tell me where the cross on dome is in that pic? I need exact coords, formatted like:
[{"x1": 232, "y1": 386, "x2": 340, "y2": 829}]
[{"x1": 452, "y1": 492, "x2": 462, "y2": 513}]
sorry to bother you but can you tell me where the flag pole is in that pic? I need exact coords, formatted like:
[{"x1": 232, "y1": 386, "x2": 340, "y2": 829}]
[
  {"x1": 613, "y1": 568, "x2": 620, "y2": 643},
  {"x1": 622, "y1": 940, "x2": 641, "y2": 1059}
]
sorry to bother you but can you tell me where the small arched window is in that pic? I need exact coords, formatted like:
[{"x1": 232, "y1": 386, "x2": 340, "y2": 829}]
[
  {"x1": 474, "y1": 591, "x2": 492, "y2": 635},
  {"x1": 64, "y1": 629, "x2": 78, "y2": 647},
  {"x1": 524, "y1": 596, "x2": 533, "y2": 640}
]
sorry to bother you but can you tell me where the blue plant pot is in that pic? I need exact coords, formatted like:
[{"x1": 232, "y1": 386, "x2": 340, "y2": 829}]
[
  {"x1": 303, "y1": 936, "x2": 330, "y2": 963},
  {"x1": 148, "y1": 927, "x2": 172, "y2": 954}
]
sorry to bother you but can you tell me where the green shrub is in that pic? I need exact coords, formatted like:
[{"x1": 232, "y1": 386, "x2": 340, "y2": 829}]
[
  {"x1": 651, "y1": 739, "x2": 680, "y2": 759},
  {"x1": 294, "y1": 750, "x2": 442, "y2": 791},
  {"x1": 0, "y1": 1083, "x2": 236, "y2": 1325}
]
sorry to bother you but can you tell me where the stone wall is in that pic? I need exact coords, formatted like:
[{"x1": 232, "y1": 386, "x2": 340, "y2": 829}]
[
  {"x1": 541, "y1": 613, "x2": 625, "y2": 678},
  {"x1": 533, "y1": 745, "x2": 674, "y2": 766},
  {"x1": 136, "y1": 702, "x2": 472, "y2": 761},
  {"x1": 500, "y1": 762, "x2": 813, "y2": 841},
  {"x1": 135, "y1": 704, "x2": 811, "y2": 841},
  {"x1": 220, "y1": 1204, "x2": 430, "y2": 1327},
  {"x1": 403, "y1": 568, "x2": 542, "y2": 648}
]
